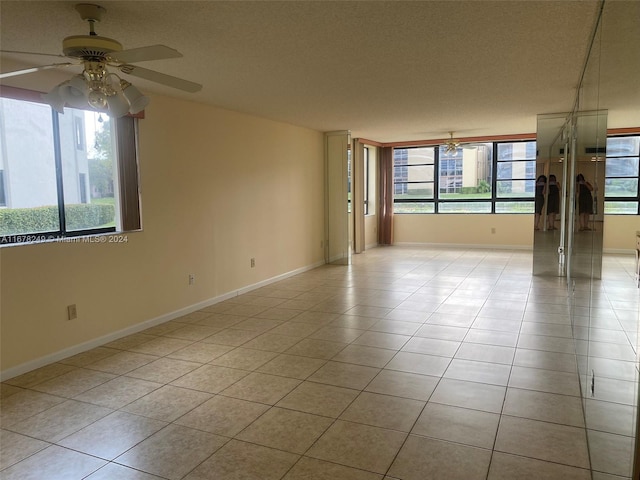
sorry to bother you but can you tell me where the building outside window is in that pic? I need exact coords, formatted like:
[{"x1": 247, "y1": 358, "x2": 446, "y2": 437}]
[
  {"x1": 394, "y1": 142, "x2": 499, "y2": 213},
  {"x1": 393, "y1": 147, "x2": 435, "y2": 213},
  {"x1": 394, "y1": 148, "x2": 409, "y2": 196},
  {"x1": 74, "y1": 116, "x2": 85, "y2": 151},
  {"x1": 495, "y1": 141, "x2": 536, "y2": 213},
  {"x1": 437, "y1": 143, "x2": 492, "y2": 213},
  {"x1": 0, "y1": 170, "x2": 6, "y2": 207},
  {"x1": 79, "y1": 173, "x2": 88, "y2": 204}
]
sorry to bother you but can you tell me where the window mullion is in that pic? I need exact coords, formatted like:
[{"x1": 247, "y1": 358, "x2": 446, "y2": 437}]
[
  {"x1": 491, "y1": 143, "x2": 497, "y2": 213},
  {"x1": 51, "y1": 109, "x2": 67, "y2": 235},
  {"x1": 434, "y1": 147, "x2": 440, "y2": 213}
]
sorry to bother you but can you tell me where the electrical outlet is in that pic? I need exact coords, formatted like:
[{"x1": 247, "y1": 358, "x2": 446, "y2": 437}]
[
  {"x1": 67, "y1": 304, "x2": 77, "y2": 320},
  {"x1": 491, "y1": 227, "x2": 496, "y2": 234},
  {"x1": 188, "y1": 273, "x2": 195, "y2": 285},
  {"x1": 250, "y1": 258, "x2": 255, "y2": 268}
]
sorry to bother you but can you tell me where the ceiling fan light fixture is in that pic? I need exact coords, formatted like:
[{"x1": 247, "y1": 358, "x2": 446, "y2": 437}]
[
  {"x1": 41, "y1": 86, "x2": 66, "y2": 114},
  {"x1": 121, "y1": 81, "x2": 149, "y2": 114},
  {"x1": 444, "y1": 143, "x2": 459, "y2": 154},
  {"x1": 41, "y1": 69, "x2": 149, "y2": 117},
  {"x1": 443, "y1": 131, "x2": 461, "y2": 154},
  {"x1": 58, "y1": 74, "x2": 89, "y2": 109},
  {"x1": 106, "y1": 91, "x2": 130, "y2": 117},
  {"x1": 87, "y1": 89, "x2": 107, "y2": 109}
]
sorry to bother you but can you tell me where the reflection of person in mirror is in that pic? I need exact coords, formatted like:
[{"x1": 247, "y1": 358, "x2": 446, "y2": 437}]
[
  {"x1": 547, "y1": 174, "x2": 560, "y2": 230},
  {"x1": 534, "y1": 175, "x2": 547, "y2": 230},
  {"x1": 576, "y1": 173, "x2": 594, "y2": 231}
]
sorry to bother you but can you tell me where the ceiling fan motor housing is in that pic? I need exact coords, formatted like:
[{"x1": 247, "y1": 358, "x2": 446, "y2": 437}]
[{"x1": 63, "y1": 35, "x2": 122, "y2": 60}]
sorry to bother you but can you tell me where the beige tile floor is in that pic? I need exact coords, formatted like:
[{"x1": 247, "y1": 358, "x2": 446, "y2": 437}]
[{"x1": 1, "y1": 246, "x2": 638, "y2": 479}]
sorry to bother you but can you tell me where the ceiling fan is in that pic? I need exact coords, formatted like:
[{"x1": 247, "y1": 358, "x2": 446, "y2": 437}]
[
  {"x1": 442, "y1": 131, "x2": 483, "y2": 154},
  {"x1": 443, "y1": 132, "x2": 462, "y2": 154},
  {"x1": 0, "y1": 3, "x2": 202, "y2": 117}
]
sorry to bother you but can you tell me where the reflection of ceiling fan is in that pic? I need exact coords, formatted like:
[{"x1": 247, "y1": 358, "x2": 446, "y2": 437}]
[{"x1": 0, "y1": 3, "x2": 202, "y2": 116}]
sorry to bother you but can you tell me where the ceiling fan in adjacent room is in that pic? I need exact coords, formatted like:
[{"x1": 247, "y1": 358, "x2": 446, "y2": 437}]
[
  {"x1": 0, "y1": 3, "x2": 202, "y2": 117},
  {"x1": 443, "y1": 132, "x2": 462, "y2": 154},
  {"x1": 442, "y1": 131, "x2": 483, "y2": 154}
]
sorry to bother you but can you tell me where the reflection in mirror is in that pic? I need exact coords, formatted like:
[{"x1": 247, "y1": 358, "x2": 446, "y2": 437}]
[
  {"x1": 571, "y1": 110, "x2": 607, "y2": 280},
  {"x1": 533, "y1": 111, "x2": 607, "y2": 279},
  {"x1": 534, "y1": 113, "x2": 570, "y2": 276}
]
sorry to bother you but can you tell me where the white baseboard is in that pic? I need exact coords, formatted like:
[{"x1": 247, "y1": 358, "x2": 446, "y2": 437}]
[
  {"x1": 603, "y1": 248, "x2": 636, "y2": 255},
  {"x1": 393, "y1": 242, "x2": 533, "y2": 251},
  {"x1": 0, "y1": 260, "x2": 326, "y2": 381},
  {"x1": 393, "y1": 243, "x2": 636, "y2": 256}
]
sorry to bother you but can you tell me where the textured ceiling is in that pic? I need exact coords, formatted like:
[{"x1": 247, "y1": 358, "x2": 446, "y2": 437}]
[{"x1": 1, "y1": 1, "x2": 638, "y2": 143}]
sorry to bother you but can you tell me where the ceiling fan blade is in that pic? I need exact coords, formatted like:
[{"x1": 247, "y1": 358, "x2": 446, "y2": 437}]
[
  {"x1": 0, "y1": 62, "x2": 75, "y2": 79},
  {"x1": 118, "y1": 64, "x2": 202, "y2": 93},
  {"x1": 109, "y1": 45, "x2": 182, "y2": 64},
  {"x1": 1, "y1": 49, "x2": 66, "y2": 59}
]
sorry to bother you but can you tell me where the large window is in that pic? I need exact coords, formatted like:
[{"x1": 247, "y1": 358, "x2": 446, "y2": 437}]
[
  {"x1": 393, "y1": 136, "x2": 640, "y2": 215},
  {"x1": 495, "y1": 141, "x2": 536, "y2": 213},
  {"x1": 393, "y1": 147, "x2": 435, "y2": 213},
  {"x1": 604, "y1": 135, "x2": 640, "y2": 214},
  {"x1": 394, "y1": 141, "x2": 533, "y2": 213},
  {"x1": 438, "y1": 143, "x2": 493, "y2": 213},
  {"x1": 0, "y1": 91, "x2": 141, "y2": 244}
]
